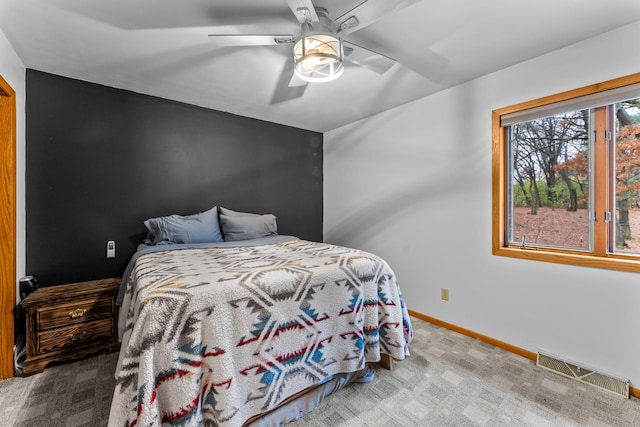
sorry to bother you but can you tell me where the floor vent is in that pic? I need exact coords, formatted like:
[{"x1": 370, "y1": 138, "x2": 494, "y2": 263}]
[{"x1": 536, "y1": 351, "x2": 629, "y2": 399}]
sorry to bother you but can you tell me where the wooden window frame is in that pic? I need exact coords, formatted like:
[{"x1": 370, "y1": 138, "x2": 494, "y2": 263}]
[{"x1": 492, "y1": 72, "x2": 640, "y2": 273}]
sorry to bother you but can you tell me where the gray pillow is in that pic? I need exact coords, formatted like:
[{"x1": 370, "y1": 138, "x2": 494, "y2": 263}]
[
  {"x1": 218, "y1": 207, "x2": 277, "y2": 241},
  {"x1": 143, "y1": 206, "x2": 223, "y2": 245},
  {"x1": 219, "y1": 207, "x2": 254, "y2": 217}
]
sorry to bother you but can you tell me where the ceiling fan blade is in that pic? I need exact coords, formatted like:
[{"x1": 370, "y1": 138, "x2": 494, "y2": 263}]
[
  {"x1": 208, "y1": 34, "x2": 294, "y2": 46},
  {"x1": 393, "y1": 47, "x2": 450, "y2": 83},
  {"x1": 286, "y1": 0, "x2": 319, "y2": 24},
  {"x1": 343, "y1": 41, "x2": 396, "y2": 74},
  {"x1": 336, "y1": 0, "x2": 421, "y2": 35},
  {"x1": 271, "y1": 59, "x2": 307, "y2": 104}
]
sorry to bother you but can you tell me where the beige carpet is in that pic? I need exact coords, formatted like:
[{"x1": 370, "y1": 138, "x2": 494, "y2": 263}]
[{"x1": 1, "y1": 316, "x2": 639, "y2": 426}]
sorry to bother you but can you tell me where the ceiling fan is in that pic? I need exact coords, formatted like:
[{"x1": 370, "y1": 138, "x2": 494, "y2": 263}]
[{"x1": 208, "y1": 0, "x2": 421, "y2": 92}]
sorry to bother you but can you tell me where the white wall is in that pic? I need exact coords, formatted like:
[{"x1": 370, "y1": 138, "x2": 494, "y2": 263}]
[
  {"x1": 324, "y1": 21, "x2": 640, "y2": 387},
  {"x1": 0, "y1": 27, "x2": 26, "y2": 302}
]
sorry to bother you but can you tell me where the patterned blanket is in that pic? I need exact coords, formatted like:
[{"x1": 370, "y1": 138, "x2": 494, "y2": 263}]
[{"x1": 108, "y1": 239, "x2": 412, "y2": 426}]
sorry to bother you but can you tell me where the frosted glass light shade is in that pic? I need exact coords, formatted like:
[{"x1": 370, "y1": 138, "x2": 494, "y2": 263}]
[{"x1": 293, "y1": 32, "x2": 343, "y2": 83}]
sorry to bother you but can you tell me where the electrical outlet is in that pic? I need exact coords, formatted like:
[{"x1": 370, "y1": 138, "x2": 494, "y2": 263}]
[
  {"x1": 441, "y1": 288, "x2": 449, "y2": 301},
  {"x1": 106, "y1": 240, "x2": 116, "y2": 258}
]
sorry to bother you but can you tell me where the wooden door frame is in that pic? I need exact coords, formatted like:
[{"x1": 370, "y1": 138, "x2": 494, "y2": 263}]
[{"x1": 0, "y1": 74, "x2": 16, "y2": 379}]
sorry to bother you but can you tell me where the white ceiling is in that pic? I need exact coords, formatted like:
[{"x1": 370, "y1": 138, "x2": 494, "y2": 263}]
[{"x1": 2, "y1": 0, "x2": 640, "y2": 133}]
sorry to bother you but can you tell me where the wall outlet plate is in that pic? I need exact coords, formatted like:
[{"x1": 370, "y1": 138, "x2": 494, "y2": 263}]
[{"x1": 106, "y1": 240, "x2": 116, "y2": 258}]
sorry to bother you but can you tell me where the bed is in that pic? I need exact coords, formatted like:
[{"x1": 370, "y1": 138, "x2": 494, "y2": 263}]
[{"x1": 108, "y1": 207, "x2": 412, "y2": 426}]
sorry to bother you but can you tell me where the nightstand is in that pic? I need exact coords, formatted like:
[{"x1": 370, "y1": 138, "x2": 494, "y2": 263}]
[{"x1": 20, "y1": 277, "x2": 121, "y2": 375}]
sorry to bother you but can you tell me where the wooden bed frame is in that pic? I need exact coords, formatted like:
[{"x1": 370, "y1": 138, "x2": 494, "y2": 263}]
[{"x1": 378, "y1": 353, "x2": 394, "y2": 370}]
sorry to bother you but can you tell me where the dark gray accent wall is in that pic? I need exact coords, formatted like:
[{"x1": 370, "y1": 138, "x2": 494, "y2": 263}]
[{"x1": 26, "y1": 70, "x2": 323, "y2": 286}]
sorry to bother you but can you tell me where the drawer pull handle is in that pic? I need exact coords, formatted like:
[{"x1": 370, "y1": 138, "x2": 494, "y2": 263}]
[
  {"x1": 70, "y1": 330, "x2": 87, "y2": 341},
  {"x1": 69, "y1": 308, "x2": 87, "y2": 319}
]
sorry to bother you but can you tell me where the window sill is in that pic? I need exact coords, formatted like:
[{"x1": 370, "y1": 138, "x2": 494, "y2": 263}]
[{"x1": 493, "y1": 246, "x2": 640, "y2": 274}]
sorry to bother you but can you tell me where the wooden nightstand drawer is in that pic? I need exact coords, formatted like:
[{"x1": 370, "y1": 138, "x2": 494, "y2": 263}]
[
  {"x1": 37, "y1": 318, "x2": 114, "y2": 353},
  {"x1": 37, "y1": 297, "x2": 113, "y2": 330}
]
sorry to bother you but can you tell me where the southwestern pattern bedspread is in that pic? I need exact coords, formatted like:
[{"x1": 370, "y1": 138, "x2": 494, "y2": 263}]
[{"x1": 109, "y1": 238, "x2": 412, "y2": 426}]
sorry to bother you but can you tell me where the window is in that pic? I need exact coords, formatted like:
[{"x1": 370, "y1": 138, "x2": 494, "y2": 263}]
[{"x1": 492, "y1": 73, "x2": 640, "y2": 273}]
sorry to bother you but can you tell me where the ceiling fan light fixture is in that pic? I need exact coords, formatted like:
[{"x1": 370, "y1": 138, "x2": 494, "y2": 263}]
[{"x1": 293, "y1": 31, "x2": 343, "y2": 83}]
